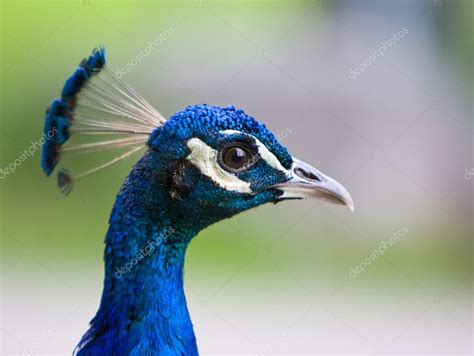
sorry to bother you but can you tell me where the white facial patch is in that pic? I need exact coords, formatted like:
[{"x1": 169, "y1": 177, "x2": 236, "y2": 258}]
[
  {"x1": 186, "y1": 137, "x2": 252, "y2": 193},
  {"x1": 185, "y1": 131, "x2": 290, "y2": 194}
]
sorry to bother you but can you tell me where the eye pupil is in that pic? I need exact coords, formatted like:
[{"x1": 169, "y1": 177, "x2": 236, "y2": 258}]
[
  {"x1": 223, "y1": 146, "x2": 250, "y2": 170},
  {"x1": 226, "y1": 147, "x2": 247, "y2": 167},
  {"x1": 230, "y1": 148, "x2": 245, "y2": 163}
]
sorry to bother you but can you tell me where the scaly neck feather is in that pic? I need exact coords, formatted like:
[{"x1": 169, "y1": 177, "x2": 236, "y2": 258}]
[{"x1": 76, "y1": 151, "x2": 199, "y2": 355}]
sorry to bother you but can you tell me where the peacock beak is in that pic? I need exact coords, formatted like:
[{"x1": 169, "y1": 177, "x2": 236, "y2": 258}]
[{"x1": 274, "y1": 158, "x2": 354, "y2": 211}]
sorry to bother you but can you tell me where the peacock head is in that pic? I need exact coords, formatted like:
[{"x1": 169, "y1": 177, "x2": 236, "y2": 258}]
[
  {"x1": 145, "y1": 104, "x2": 353, "y2": 225},
  {"x1": 41, "y1": 48, "x2": 353, "y2": 228}
]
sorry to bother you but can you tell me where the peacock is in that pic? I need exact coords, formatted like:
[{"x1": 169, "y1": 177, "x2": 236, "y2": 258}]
[{"x1": 41, "y1": 48, "x2": 354, "y2": 355}]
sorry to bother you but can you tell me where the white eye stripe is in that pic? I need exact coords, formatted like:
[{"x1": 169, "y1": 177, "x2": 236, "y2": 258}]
[
  {"x1": 186, "y1": 137, "x2": 252, "y2": 193},
  {"x1": 185, "y1": 131, "x2": 290, "y2": 194},
  {"x1": 221, "y1": 130, "x2": 289, "y2": 176}
]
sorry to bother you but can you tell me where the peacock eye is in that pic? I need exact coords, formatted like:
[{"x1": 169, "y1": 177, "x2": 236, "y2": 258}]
[{"x1": 219, "y1": 144, "x2": 257, "y2": 172}]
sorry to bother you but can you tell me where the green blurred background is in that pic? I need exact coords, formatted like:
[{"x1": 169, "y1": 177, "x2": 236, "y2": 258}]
[{"x1": 1, "y1": 0, "x2": 472, "y2": 354}]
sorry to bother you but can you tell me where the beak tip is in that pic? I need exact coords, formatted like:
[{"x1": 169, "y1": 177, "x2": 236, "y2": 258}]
[
  {"x1": 337, "y1": 195, "x2": 354, "y2": 212},
  {"x1": 345, "y1": 196, "x2": 355, "y2": 212}
]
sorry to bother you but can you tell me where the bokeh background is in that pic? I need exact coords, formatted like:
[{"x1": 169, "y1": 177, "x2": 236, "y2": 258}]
[{"x1": 1, "y1": 0, "x2": 472, "y2": 354}]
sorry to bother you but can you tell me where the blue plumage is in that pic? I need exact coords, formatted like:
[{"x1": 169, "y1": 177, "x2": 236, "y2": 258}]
[
  {"x1": 82, "y1": 47, "x2": 106, "y2": 75},
  {"x1": 61, "y1": 67, "x2": 89, "y2": 98},
  {"x1": 40, "y1": 140, "x2": 59, "y2": 176},
  {"x1": 42, "y1": 48, "x2": 353, "y2": 355},
  {"x1": 41, "y1": 99, "x2": 70, "y2": 175},
  {"x1": 44, "y1": 99, "x2": 71, "y2": 145},
  {"x1": 41, "y1": 47, "x2": 107, "y2": 176},
  {"x1": 76, "y1": 116, "x2": 285, "y2": 354}
]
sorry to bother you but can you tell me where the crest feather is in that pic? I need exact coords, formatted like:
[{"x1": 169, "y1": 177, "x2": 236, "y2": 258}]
[{"x1": 41, "y1": 47, "x2": 164, "y2": 194}]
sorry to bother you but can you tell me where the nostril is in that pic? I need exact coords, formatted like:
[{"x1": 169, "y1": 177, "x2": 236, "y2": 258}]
[{"x1": 294, "y1": 167, "x2": 321, "y2": 182}]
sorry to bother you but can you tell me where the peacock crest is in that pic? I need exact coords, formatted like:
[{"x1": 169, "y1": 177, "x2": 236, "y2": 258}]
[{"x1": 41, "y1": 47, "x2": 165, "y2": 194}]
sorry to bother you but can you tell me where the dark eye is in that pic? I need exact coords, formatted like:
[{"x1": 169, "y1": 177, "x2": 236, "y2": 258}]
[{"x1": 220, "y1": 145, "x2": 257, "y2": 172}]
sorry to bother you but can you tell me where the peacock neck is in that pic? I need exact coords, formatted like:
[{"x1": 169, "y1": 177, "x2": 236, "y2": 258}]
[{"x1": 77, "y1": 152, "x2": 200, "y2": 355}]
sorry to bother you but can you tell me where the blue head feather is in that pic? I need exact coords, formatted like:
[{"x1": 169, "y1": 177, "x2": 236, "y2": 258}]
[{"x1": 149, "y1": 104, "x2": 292, "y2": 169}]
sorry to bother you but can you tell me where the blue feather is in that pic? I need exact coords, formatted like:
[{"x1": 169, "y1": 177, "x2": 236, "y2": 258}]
[
  {"x1": 61, "y1": 67, "x2": 89, "y2": 98},
  {"x1": 40, "y1": 140, "x2": 59, "y2": 176},
  {"x1": 41, "y1": 99, "x2": 73, "y2": 175},
  {"x1": 41, "y1": 47, "x2": 107, "y2": 176},
  {"x1": 44, "y1": 99, "x2": 71, "y2": 145},
  {"x1": 83, "y1": 46, "x2": 106, "y2": 75}
]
